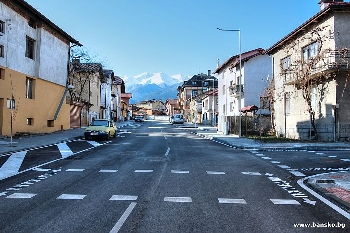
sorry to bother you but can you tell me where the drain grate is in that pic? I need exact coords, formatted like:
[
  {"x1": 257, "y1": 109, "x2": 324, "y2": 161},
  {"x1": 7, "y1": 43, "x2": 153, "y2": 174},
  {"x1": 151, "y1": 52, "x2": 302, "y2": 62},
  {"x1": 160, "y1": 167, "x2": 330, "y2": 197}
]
[{"x1": 316, "y1": 179, "x2": 335, "y2": 183}]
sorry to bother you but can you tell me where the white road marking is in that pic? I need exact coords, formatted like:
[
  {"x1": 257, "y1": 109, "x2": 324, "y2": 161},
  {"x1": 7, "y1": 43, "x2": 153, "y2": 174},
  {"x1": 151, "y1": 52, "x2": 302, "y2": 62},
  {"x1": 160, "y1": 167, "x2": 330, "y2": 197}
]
[
  {"x1": 241, "y1": 172, "x2": 261, "y2": 176},
  {"x1": 206, "y1": 171, "x2": 225, "y2": 175},
  {"x1": 171, "y1": 170, "x2": 189, "y2": 174},
  {"x1": 298, "y1": 175, "x2": 350, "y2": 220},
  {"x1": 164, "y1": 197, "x2": 192, "y2": 203},
  {"x1": 256, "y1": 154, "x2": 264, "y2": 156},
  {"x1": 6, "y1": 193, "x2": 37, "y2": 199},
  {"x1": 66, "y1": 169, "x2": 85, "y2": 172},
  {"x1": 262, "y1": 157, "x2": 271, "y2": 160},
  {"x1": 110, "y1": 202, "x2": 137, "y2": 233},
  {"x1": 271, "y1": 161, "x2": 281, "y2": 164},
  {"x1": 86, "y1": 140, "x2": 101, "y2": 147},
  {"x1": 328, "y1": 155, "x2": 337, "y2": 158},
  {"x1": 289, "y1": 171, "x2": 306, "y2": 177},
  {"x1": 218, "y1": 198, "x2": 247, "y2": 204},
  {"x1": 0, "y1": 151, "x2": 27, "y2": 180},
  {"x1": 134, "y1": 170, "x2": 153, "y2": 173},
  {"x1": 341, "y1": 159, "x2": 350, "y2": 162},
  {"x1": 278, "y1": 165, "x2": 291, "y2": 169},
  {"x1": 303, "y1": 198, "x2": 316, "y2": 205},
  {"x1": 109, "y1": 195, "x2": 138, "y2": 201},
  {"x1": 57, "y1": 194, "x2": 86, "y2": 200},
  {"x1": 99, "y1": 169, "x2": 118, "y2": 173},
  {"x1": 33, "y1": 168, "x2": 51, "y2": 172},
  {"x1": 165, "y1": 147, "x2": 170, "y2": 157},
  {"x1": 270, "y1": 199, "x2": 300, "y2": 205},
  {"x1": 57, "y1": 143, "x2": 74, "y2": 158}
]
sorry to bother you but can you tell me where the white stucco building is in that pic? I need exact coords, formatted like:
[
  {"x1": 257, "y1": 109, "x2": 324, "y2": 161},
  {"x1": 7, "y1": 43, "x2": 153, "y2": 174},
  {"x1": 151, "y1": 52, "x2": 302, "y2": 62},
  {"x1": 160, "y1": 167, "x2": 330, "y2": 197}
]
[{"x1": 214, "y1": 48, "x2": 272, "y2": 135}]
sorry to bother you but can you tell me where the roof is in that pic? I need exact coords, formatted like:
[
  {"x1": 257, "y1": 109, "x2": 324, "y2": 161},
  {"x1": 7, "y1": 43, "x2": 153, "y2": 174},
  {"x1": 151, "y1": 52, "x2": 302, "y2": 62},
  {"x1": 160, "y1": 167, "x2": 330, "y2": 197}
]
[
  {"x1": 266, "y1": 2, "x2": 350, "y2": 54},
  {"x1": 113, "y1": 76, "x2": 124, "y2": 85},
  {"x1": 8, "y1": 0, "x2": 81, "y2": 46},
  {"x1": 213, "y1": 48, "x2": 265, "y2": 74},
  {"x1": 165, "y1": 99, "x2": 178, "y2": 105},
  {"x1": 75, "y1": 63, "x2": 103, "y2": 73},
  {"x1": 241, "y1": 105, "x2": 258, "y2": 113}
]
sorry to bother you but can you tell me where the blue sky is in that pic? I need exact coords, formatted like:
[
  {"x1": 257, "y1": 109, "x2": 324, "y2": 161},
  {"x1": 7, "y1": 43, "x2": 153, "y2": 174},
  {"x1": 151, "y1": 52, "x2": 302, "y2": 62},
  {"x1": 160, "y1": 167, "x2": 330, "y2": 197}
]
[{"x1": 26, "y1": 0, "x2": 321, "y2": 77}]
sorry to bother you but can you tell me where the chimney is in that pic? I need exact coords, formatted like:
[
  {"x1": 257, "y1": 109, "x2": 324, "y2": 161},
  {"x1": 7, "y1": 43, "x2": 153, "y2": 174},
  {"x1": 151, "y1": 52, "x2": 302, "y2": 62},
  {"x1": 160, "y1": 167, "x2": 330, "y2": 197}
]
[
  {"x1": 319, "y1": 0, "x2": 344, "y2": 10},
  {"x1": 208, "y1": 70, "x2": 211, "y2": 76}
]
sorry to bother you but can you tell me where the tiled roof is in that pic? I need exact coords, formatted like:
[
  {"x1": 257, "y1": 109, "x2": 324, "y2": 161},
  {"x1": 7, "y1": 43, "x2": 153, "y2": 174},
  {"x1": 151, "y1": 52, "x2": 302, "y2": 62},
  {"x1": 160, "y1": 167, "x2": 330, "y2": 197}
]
[{"x1": 213, "y1": 48, "x2": 265, "y2": 74}]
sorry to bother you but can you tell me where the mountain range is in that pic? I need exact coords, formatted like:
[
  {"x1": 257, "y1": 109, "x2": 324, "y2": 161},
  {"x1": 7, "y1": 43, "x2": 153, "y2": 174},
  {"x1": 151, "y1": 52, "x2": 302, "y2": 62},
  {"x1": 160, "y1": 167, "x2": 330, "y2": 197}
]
[{"x1": 122, "y1": 72, "x2": 191, "y2": 103}]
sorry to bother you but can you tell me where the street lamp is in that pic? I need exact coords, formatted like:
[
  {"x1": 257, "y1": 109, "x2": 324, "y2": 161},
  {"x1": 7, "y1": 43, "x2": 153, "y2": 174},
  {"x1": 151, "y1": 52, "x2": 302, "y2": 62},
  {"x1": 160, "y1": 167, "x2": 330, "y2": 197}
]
[{"x1": 217, "y1": 28, "x2": 242, "y2": 137}]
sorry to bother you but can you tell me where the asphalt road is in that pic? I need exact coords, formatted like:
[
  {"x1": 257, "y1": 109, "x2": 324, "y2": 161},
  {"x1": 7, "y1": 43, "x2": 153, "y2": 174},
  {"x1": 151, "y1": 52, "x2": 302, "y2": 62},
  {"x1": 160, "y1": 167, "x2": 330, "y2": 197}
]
[{"x1": 0, "y1": 121, "x2": 348, "y2": 232}]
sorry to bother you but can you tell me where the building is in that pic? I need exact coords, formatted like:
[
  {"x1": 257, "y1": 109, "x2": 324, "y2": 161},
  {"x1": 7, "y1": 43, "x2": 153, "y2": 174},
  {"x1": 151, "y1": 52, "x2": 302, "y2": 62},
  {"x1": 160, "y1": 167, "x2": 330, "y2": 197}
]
[
  {"x1": 266, "y1": 0, "x2": 350, "y2": 141},
  {"x1": 177, "y1": 72, "x2": 217, "y2": 123},
  {"x1": 0, "y1": 0, "x2": 81, "y2": 136},
  {"x1": 164, "y1": 99, "x2": 180, "y2": 116},
  {"x1": 214, "y1": 48, "x2": 271, "y2": 135},
  {"x1": 68, "y1": 62, "x2": 103, "y2": 127}
]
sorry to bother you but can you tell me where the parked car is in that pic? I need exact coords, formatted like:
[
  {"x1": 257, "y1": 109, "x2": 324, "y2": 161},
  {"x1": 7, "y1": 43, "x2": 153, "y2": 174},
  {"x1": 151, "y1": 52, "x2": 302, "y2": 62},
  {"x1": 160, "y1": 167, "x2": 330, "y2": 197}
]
[
  {"x1": 135, "y1": 115, "x2": 144, "y2": 122},
  {"x1": 84, "y1": 119, "x2": 116, "y2": 140},
  {"x1": 171, "y1": 114, "x2": 185, "y2": 124}
]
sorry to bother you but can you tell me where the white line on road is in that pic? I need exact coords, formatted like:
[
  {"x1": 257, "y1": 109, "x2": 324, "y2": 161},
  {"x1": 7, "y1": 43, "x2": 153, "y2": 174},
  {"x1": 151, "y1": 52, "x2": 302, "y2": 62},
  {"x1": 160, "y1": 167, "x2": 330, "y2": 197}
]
[
  {"x1": 6, "y1": 193, "x2": 37, "y2": 199},
  {"x1": 242, "y1": 172, "x2": 261, "y2": 176},
  {"x1": 110, "y1": 202, "x2": 137, "y2": 233},
  {"x1": 206, "y1": 171, "x2": 225, "y2": 175},
  {"x1": 0, "y1": 151, "x2": 27, "y2": 180},
  {"x1": 99, "y1": 169, "x2": 118, "y2": 173},
  {"x1": 57, "y1": 194, "x2": 86, "y2": 200},
  {"x1": 86, "y1": 140, "x2": 101, "y2": 147},
  {"x1": 66, "y1": 169, "x2": 85, "y2": 172},
  {"x1": 298, "y1": 175, "x2": 350, "y2": 220},
  {"x1": 218, "y1": 198, "x2": 247, "y2": 204},
  {"x1": 134, "y1": 170, "x2": 153, "y2": 173},
  {"x1": 57, "y1": 143, "x2": 74, "y2": 158},
  {"x1": 289, "y1": 170, "x2": 306, "y2": 177},
  {"x1": 164, "y1": 197, "x2": 192, "y2": 203},
  {"x1": 165, "y1": 147, "x2": 170, "y2": 157},
  {"x1": 110, "y1": 195, "x2": 138, "y2": 201},
  {"x1": 270, "y1": 199, "x2": 300, "y2": 205},
  {"x1": 171, "y1": 170, "x2": 189, "y2": 174}
]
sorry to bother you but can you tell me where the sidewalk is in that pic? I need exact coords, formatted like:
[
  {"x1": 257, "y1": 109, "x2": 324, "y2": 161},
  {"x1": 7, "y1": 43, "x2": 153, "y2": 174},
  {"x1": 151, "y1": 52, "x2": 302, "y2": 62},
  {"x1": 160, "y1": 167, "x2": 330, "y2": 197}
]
[
  {"x1": 0, "y1": 121, "x2": 134, "y2": 155},
  {"x1": 190, "y1": 124, "x2": 350, "y2": 216}
]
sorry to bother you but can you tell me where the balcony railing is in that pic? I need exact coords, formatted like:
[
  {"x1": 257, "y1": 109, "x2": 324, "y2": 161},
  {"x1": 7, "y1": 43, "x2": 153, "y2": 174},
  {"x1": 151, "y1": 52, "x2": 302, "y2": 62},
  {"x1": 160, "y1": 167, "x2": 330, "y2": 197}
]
[
  {"x1": 229, "y1": 84, "x2": 244, "y2": 96},
  {"x1": 281, "y1": 49, "x2": 350, "y2": 84}
]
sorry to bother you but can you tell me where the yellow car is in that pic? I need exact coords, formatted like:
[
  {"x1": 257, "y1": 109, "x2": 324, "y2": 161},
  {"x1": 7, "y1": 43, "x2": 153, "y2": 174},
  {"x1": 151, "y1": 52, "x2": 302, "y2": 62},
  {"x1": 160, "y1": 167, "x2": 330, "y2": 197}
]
[{"x1": 84, "y1": 119, "x2": 117, "y2": 140}]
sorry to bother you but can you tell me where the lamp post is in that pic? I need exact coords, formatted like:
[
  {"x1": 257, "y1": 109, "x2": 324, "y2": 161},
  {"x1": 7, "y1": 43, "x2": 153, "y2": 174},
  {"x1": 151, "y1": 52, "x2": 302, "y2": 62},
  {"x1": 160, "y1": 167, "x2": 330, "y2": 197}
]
[{"x1": 217, "y1": 28, "x2": 242, "y2": 137}]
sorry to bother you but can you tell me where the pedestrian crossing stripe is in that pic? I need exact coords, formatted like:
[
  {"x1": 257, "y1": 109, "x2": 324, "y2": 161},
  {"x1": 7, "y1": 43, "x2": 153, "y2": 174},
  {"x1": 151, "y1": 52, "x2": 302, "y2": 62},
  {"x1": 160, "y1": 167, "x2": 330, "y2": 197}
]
[
  {"x1": 6, "y1": 193, "x2": 36, "y2": 199},
  {"x1": 57, "y1": 194, "x2": 86, "y2": 200}
]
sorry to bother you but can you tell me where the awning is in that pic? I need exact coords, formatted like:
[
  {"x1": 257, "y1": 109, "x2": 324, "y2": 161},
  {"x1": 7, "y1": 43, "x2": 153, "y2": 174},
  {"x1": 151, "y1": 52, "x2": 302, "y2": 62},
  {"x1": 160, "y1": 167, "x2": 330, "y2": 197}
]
[{"x1": 241, "y1": 105, "x2": 258, "y2": 113}]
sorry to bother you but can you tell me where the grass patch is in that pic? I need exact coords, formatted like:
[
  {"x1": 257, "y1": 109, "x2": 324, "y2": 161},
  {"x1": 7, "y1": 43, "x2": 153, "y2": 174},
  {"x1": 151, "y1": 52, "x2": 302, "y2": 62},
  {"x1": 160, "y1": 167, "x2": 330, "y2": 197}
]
[{"x1": 247, "y1": 135, "x2": 300, "y2": 143}]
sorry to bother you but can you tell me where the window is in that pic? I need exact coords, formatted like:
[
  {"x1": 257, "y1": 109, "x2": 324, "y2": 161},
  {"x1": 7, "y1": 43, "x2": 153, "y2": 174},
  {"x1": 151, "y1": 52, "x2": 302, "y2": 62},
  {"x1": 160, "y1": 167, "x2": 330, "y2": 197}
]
[
  {"x1": 192, "y1": 90, "x2": 198, "y2": 97},
  {"x1": 6, "y1": 98, "x2": 15, "y2": 109},
  {"x1": 223, "y1": 85, "x2": 226, "y2": 95},
  {"x1": 303, "y1": 42, "x2": 319, "y2": 62},
  {"x1": 25, "y1": 36, "x2": 35, "y2": 59},
  {"x1": 27, "y1": 118, "x2": 33, "y2": 125},
  {"x1": 0, "y1": 44, "x2": 4, "y2": 57},
  {"x1": 0, "y1": 68, "x2": 4, "y2": 80},
  {"x1": 0, "y1": 20, "x2": 4, "y2": 34},
  {"x1": 47, "y1": 120, "x2": 54, "y2": 127},
  {"x1": 281, "y1": 56, "x2": 291, "y2": 70},
  {"x1": 284, "y1": 93, "x2": 290, "y2": 115},
  {"x1": 26, "y1": 77, "x2": 34, "y2": 99}
]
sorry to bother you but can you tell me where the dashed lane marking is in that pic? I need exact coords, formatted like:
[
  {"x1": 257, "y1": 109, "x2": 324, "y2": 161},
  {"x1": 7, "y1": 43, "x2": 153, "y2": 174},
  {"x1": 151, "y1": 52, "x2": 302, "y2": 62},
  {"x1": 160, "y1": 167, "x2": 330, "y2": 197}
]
[
  {"x1": 171, "y1": 170, "x2": 189, "y2": 174},
  {"x1": 134, "y1": 170, "x2": 153, "y2": 173},
  {"x1": 206, "y1": 171, "x2": 225, "y2": 175},
  {"x1": 289, "y1": 170, "x2": 306, "y2": 177},
  {"x1": 66, "y1": 169, "x2": 85, "y2": 172},
  {"x1": 6, "y1": 193, "x2": 37, "y2": 199},
  {"x1": 164, "y1": 197, "x2": 192, "y2": 203},
  {"x1": 99, "y1": 169, "x2": 118, "y2": 173},
  {"x1": 109, "y1": 195, "x2": 138, "y2": 201},
  {"x1": 270, "y1": 199, "x2": 300, "y2": 205},
  {"x1": 218, "y1": 198, "x2": 247, "y2": 204},
  {"x1": 242, "y1": 172, "x2": 261, "y2": 176},
  {"x1": 57, "y1": 194, "x2": 86, "y2": 200}
]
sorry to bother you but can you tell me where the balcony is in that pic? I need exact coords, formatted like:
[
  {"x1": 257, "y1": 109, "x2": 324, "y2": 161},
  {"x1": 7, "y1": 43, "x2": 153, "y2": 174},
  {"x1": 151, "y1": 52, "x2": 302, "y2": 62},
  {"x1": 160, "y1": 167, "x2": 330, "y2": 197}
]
[{"x1": 229, "y1": 84, "x2": 244, "y2": 96}]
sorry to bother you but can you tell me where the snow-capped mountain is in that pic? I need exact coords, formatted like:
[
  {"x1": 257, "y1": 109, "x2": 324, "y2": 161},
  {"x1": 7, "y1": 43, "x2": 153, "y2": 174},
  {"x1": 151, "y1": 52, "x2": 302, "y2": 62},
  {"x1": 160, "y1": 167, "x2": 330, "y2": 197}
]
[{"x1": 123, "y1": 72, "x2": 190, "y2": 103}]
